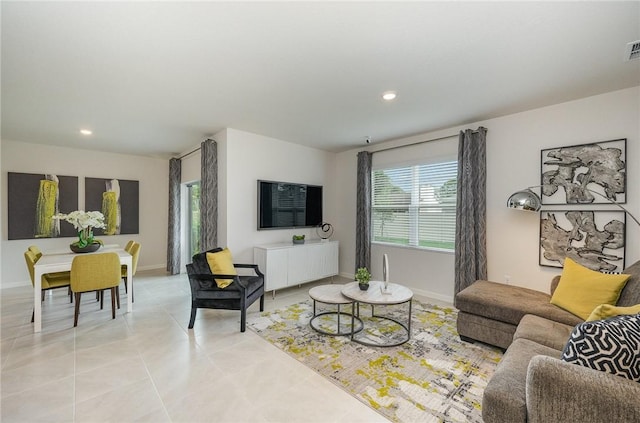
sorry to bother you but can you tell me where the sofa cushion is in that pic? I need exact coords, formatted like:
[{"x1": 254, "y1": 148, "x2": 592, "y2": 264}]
[
  {"x1": 457, "y1": 311, "x2": 518, "y2": 350},
  {"x1": 482, "y1": 338, "x2": 560, "y2": 423},
  {"x1": 561, "y1": 314, "x2": 640, "y2": 382},
  {"x1": 456, "y1": 280, "x2": 583, "y2": 327},
  {"x1": 513, "y1": 314, "x2": 575, "y2": 351},
  {"x1": 550, "y1": 258, "x2": 630, "y2": 320}
]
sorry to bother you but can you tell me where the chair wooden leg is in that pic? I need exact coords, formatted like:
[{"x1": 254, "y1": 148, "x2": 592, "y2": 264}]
[
  {"x1": 74, "y1": 292, "x2": 82, "y2": 327},
  {"x1": 240, "y1": 308, "x2": 246, "y2": 333},
  {"x1": 111, "y1": 287, "x2": 116, "y2": 319},
  {"x1": 123, "y1": 277, "x2": 128, "y2": 293},
  {"x1": 115, "y1": 286, "x2": 120, "y2": 309},
  {"x1": 260, "y1": 294, "x2": 265, "y2": 311},
  {"x1": 100, "y1": 291, "x2": 104, "y2": 310},
  {"x1": 188, "y1": 304, "x2": 197, "y2": 329},
  {"x1": 96, "y1": 291, "x2": 99, "y2": 301},
  {"x1": 68, "y1": 286, "x2": 73, "y2": 303},
  {"x1": 31, "y1": 309, "x2": 34, "y2": 323}
]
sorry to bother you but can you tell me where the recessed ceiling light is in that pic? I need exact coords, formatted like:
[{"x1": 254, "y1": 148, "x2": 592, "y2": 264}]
[
  {"x1": 80, "y1": 129, "x2": 93, "y2": 135},
  {"x1": 382, "y1": 91, "x2": 397, "y2": 101}
]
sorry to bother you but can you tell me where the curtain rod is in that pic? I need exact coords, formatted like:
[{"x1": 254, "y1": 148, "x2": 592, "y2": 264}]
[
  {"x1": 177, "y1": 138, "x2": 217, "y2": 160},
  {"x1": 370, "y1": 128, "x2": 483, "y2": 154},
  {"x1": 177, "y1": 147, "x2": 200, "y2": 160}
]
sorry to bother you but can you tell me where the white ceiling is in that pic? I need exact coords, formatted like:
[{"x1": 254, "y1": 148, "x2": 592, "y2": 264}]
[{"x1": 2, "y1": 1, "x2": 639, "y2": 159}]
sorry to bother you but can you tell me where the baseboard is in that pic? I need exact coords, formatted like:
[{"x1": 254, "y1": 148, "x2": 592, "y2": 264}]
[
  {"x1": 137, "y1": 264, "x2": 167, "y2": 272},
  {"x1": 1, "y1": 280, "x2": 30, "y2": 290},
  {"x1": 1, "y1": 264, "x2": 168, "y2": 290},
  {"x1": 410, "y1": 288, "x2": 454, "y2": 306}
]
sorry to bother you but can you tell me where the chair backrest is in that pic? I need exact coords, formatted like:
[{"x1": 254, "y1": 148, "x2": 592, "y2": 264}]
[
  {"x1": 24, "y1": 250, "x2": 37, "y2": 286},
  {"x1": 124, "y1": 240, "x2": 135, "y2": 253},
  {"x1": 190, "y1": 248, "x2": 223, "y2": 274},
  {"x1": 71, "y1": 252, "x2": 121, "y2": 293},
  {"x1": 28, "y1": 245, "x2": 43, "y2": 260},
  {"x1": 129, "y1": 242, "x2": 141, "y2": 275}
]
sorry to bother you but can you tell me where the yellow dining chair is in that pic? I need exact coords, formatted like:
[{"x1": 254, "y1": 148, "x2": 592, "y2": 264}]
[
  {"x1": 70, "y1": 252, "x2": 121, "y2": 327},
  {"x1": 121, "y1": 242, "x2": 141, "y2": 302},
  {"x1": 124, "y1": 240, "x2": 135, "y2": 253},
  {"x1": 29, "y1": 244, "x2": 72, "y2": 280},
  {"x1": 28, "y1": 245, "x2": 43, "y2": 259},
  {"x1": 24, "y1": 250, "x2": 72, "y2": 322}
]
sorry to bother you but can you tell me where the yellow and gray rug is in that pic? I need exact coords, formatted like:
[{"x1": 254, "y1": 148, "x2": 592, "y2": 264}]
[{"x1": 248, "y1": 300, "x2": 503, "y2": 423}]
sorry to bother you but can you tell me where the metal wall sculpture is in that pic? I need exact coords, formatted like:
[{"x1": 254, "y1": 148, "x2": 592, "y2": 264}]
[
  {"x1": 539, "y1": 210, "x2": 625, "y2": 272},
  {"x1": 540, "y1": 139, "x2": 626, "y2": 205}
]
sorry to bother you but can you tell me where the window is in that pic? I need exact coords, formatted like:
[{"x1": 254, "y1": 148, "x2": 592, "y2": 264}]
[
  {"x1": 187, "y1": 182, "x2": 201, "y2": 257},
  {"x1": 372, "y1": 160, "x2": 457, "y2": 251}
]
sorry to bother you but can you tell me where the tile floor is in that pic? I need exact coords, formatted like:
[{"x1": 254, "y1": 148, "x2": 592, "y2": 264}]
[{"x1": 1, "y1": 270, "x2": 398, "y2": 423}]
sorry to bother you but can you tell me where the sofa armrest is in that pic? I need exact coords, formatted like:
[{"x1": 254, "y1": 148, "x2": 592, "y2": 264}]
[{"x1": 526, "y1": 355, "x2": 640, "y2": 423}]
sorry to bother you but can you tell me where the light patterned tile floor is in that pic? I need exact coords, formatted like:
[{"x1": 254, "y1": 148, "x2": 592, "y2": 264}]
[{"x1": 1, "y1": 270, "x2": 390, "y2": 423}]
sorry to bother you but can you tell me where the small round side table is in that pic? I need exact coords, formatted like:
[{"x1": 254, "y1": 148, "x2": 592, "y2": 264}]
[{"x1": 308, "y1": 284, "x2": 364, "y2": 336}]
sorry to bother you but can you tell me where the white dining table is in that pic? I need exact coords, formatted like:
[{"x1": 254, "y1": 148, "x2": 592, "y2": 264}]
[{"x1": 32, "y1": 246, "x2": 133, "y2": 332}]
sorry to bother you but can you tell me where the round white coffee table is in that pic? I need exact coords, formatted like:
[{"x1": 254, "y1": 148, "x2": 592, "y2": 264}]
[
  {"x1": 341, "y1": 281, "x2": 413, "y2": 347},
  {"x1": 308, "y1": 284, "x2": 363, "y2": 336}
]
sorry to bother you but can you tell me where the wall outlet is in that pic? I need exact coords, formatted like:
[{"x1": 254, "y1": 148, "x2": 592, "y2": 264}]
[{"x1": 504, "y1": 274, "x2": 511, "y2": 284}]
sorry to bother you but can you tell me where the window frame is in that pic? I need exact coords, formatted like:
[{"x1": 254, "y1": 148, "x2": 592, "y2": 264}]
[{"x1": 371, "y1": 160, "x2": 457, "y2": 253}]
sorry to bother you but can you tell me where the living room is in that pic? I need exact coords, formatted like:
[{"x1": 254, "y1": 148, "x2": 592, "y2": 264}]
[
  {"x1": 3, "y1": 89, "x2": 639, "y2": 299},
  {"x1": 1, "y1": 2, "x2": 639, "y2": 422}
]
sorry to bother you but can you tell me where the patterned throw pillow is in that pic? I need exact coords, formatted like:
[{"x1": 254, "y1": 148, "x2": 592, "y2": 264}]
[{"x1": 561, "y1": 314, "x2": 640, "y2": 382}]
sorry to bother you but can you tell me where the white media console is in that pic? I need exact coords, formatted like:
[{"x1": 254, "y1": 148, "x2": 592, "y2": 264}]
[{"x1": 253, "y1": 240, "x2": 339, "y2": 293}]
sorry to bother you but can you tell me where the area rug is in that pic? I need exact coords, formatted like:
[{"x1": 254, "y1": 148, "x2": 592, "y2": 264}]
[{"x1": 248, "y1": 300, "x2": 503, "y2": 423}]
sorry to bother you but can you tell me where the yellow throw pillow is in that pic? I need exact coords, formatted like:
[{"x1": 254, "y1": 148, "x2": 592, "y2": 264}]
[
  {"x1": 206, "y1": 248, "x2": 237, "y2": 289},
  {"x1": 586, "y1": 303, "x2": 640, "y2": 322},
  {"x1": 550, "y1": 258, "x2": 630, "y2": 320}
]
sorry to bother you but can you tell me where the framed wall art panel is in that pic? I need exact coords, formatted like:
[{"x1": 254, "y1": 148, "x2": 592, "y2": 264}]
[
  {"x1": 85, "y1": 177, "x2": 139, "y2": 235},
  {"x1": 539, "y1": 210, "x2": 625, "y2": 272},
  {"x1": 540, "y1": 138, "x2": 626, "y2": 205},
  {"x1": 8, "y1": 172, "x2": 79, "y2": 240}
]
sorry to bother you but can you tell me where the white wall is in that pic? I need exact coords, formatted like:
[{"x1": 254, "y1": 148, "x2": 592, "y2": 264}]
[
  {"x1": 180, "y1": 128, "x2": 335, "y2": 265},
  {"x1": 334, "y1": 87, "x2": 640, "y2": 302},
  {"x1": 1, "y1": 140, "x2": 169, "y2": 288}
]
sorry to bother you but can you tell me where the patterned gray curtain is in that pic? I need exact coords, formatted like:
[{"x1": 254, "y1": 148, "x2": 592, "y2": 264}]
[
  {"x1": 167, "y1": 158, "x2": 181, "y2": 274},
  {"x1": 200, "y1": 139, "x2": 218, "y2": 251},
  {"x1": 355, "y1": 151, "x2": 373, "y2": 272},
  {"x1": 454, "y1": 127, "x2": 488, "y2": 305}
]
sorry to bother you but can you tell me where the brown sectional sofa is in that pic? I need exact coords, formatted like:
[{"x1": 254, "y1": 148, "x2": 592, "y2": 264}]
[{"x1": 455, "y1": 260, "x2": 640, "y2": 423}]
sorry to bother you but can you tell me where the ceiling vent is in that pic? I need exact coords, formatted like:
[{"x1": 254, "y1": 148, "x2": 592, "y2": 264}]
[{"x1": 624, "y1": 40, "x2": 640, "y2": 61}]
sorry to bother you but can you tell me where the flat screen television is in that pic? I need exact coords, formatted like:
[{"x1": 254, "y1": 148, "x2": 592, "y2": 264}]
[{"x1": 257, "y1": 180, "x2": 323, "y2": 230}]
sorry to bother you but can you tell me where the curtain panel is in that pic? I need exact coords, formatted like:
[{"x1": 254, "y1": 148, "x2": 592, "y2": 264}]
[
  {"x1": 200, "y1": 139, "x2": 218, "y2": 251},
  {"x1": 167, "y1": 158, "x2": 181, "y2": 274},
  {"x1": 356, "y1": 151, "x2": 373, "y2": 272},
  {"x1": 454, "y1": 127, "x2": 488, "y2": 305}
]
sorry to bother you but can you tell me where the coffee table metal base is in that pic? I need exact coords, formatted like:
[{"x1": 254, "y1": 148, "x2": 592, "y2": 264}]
[
  {"x1": 351, "y1": 301, "x2": 412, "y2": 347},
  {"x1": 310, "y1": 305, "x2": 364, "y2": 336},
  {"x1": 309, "y1": 285, "x2": 364, "y2": 336},
  {"x1": 341, "y1": 281, "x2": 414, "y2": 348}
]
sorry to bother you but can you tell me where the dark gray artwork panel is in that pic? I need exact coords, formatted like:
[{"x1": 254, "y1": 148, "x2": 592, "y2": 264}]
[
  {"x1": 85, "y1": 177, "x2": 139, "y2": 235},
  {"x1": 8, "y1": 172, "x2": 79, "y2": 240}
]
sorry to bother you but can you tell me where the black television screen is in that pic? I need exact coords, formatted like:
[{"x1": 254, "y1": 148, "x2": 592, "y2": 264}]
[{"x1": 258, "y1": 180, "x2": 323, "y2": 230}]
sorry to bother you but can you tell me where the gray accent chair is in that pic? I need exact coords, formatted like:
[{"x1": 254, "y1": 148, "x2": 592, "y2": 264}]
[{"x1": 186, "y1": 248, "x2": 265, "y2": 332}]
